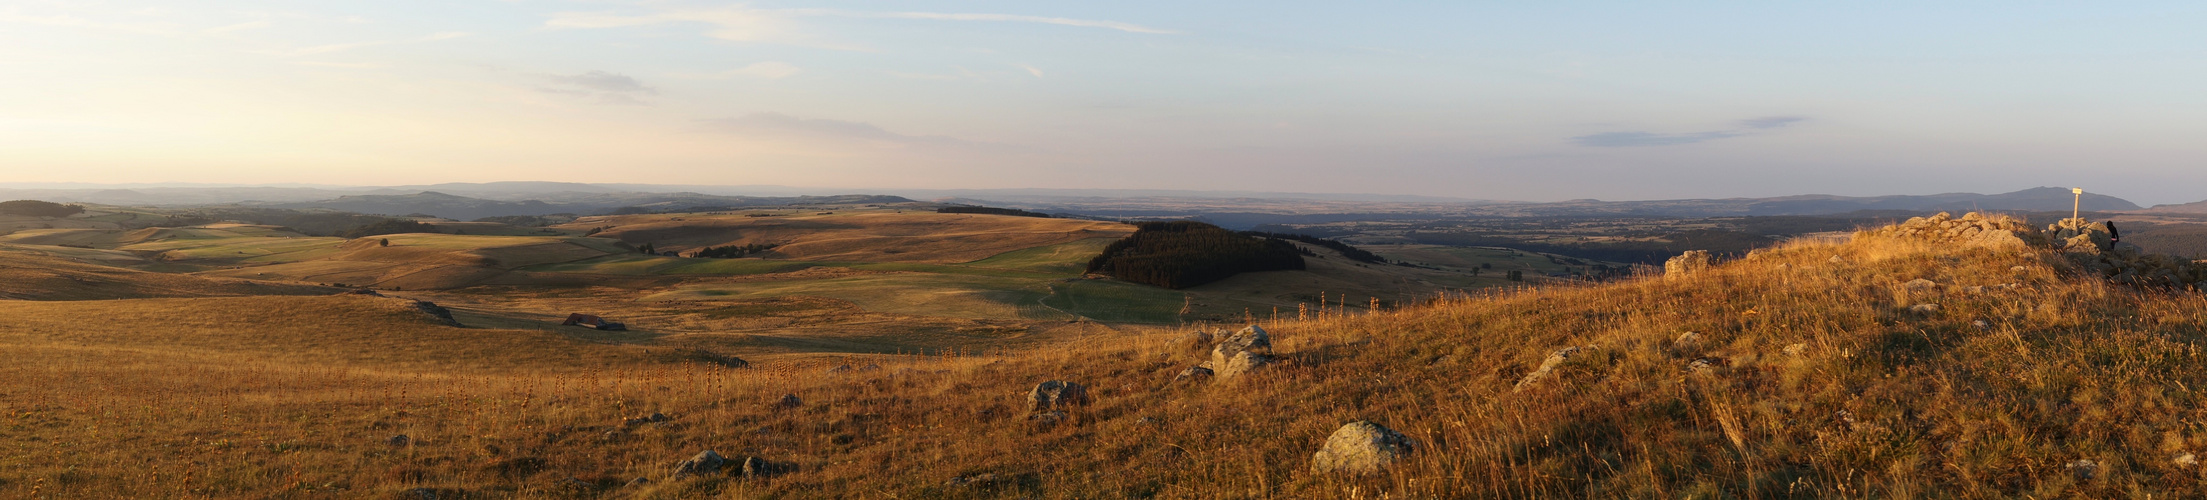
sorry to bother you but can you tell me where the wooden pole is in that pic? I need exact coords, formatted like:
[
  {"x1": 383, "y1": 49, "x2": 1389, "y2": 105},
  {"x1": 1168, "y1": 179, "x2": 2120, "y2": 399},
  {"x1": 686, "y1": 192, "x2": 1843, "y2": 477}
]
[{"x1": 2072, "y1": 187, "x2": 2083, "y2": 223}]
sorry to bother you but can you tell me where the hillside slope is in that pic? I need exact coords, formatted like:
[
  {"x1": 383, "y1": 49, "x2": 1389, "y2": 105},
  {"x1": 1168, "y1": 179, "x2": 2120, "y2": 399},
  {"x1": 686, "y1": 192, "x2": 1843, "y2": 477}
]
[{"x1": 9, "y1": 214, "x2": 2207, "y2": 497}]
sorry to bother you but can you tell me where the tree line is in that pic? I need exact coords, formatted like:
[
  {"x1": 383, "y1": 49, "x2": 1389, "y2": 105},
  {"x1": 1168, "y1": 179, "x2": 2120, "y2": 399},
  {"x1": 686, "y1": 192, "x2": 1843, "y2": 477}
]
[
  {"x1": 0, "y1": 200, "x2": 85, "y2": 218},
  {"x1": 1240, "y1": 231, "x2": 1387, "y2": 264},
  {"x1": 938, "y1": 206, "x2": 1051, "y2": 218},
  {"x1": 691, "y1": 243, "x2": 778, "y2": 259},
  {"x1": 1085, "y1": 221, "x2": 1305, "y2": 289}
]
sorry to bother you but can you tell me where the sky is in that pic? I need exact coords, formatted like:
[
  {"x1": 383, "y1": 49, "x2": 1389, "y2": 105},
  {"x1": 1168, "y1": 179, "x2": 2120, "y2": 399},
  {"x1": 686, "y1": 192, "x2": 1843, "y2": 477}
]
[{"x1": 5, "y1": 1, "x2": 2207, "y2": 204}]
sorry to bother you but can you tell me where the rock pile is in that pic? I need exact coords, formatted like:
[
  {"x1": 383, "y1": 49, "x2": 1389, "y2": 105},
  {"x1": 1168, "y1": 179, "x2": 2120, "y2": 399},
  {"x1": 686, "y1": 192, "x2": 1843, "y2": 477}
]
[{"x1": 1864, "y1": 212, "x2": 2043, "y2": 250}]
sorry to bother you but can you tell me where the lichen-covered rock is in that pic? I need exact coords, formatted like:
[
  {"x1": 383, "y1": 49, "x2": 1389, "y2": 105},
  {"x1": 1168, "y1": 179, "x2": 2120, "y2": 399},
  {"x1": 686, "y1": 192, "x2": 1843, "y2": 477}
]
[
  {"x1": 1310, "y1": 421, "x2": 1415, "y2": 475},
  {"x1": 1210, "y1": 325, "x2": 1272, "y2": 369},
  {"x1": 1513, "y1": 346, "x2": 1584, "y2": 392},
  {"x1": 671, "y1": 450, "x2": 725, "y2": 479},
  {"x1": 1217, "y1": 351, "x2": 1270, "y2": 378},
  {"x1": 1026, "y1": 380, "x2": 1090, "y2": 412},
  {"x1": 1173, "y1": 365, "x2": 1214, "y2": 383},
  {"x1": 1664, "y1": 250, "x2": 1711, "y2": 279}
]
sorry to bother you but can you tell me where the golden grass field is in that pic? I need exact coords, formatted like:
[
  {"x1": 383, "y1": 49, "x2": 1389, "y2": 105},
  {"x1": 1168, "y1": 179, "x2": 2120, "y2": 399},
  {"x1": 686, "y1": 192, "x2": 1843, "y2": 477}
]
[{"x1": 6, "y1": 214, "x2": 2207, "y2": 497}]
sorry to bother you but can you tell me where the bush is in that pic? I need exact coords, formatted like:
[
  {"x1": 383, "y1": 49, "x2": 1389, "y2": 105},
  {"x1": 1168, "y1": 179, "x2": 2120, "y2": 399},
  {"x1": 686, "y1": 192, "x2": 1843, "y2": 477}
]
[
  {"x1": 1085, "y1": 221, "x2": 1305, "y2": 289},
  {"x1": 0, "y1": 200, "x2": 85, "y2": 218}
]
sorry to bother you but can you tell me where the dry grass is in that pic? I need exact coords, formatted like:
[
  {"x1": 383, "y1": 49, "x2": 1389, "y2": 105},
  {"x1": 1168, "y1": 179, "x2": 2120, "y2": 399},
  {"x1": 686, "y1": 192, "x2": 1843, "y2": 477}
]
[
  {"x1": 7, "y1": 226, "x2": 2207, "y2": 497},
  {"x1": 574, "y1": 212, "x2": 1132, "y2": 264}
]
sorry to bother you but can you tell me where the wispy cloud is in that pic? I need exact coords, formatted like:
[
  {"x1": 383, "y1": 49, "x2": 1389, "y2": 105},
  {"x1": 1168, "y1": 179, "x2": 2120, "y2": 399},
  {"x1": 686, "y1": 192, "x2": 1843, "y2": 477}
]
[
  {"x1": 676, "y1": 61, "x2": 802, "y2": 80},
  {"x1": 203, "y1": 20, "x2": 270, "y2": 34},
  {"x1": 705, "y1": 112, "x2": 968, "y2": 145},
  {"x1": 544, "y1": 6, "x2": 1171, "y2": 49},
  {"x1": 538, "y1": 70, "x2": 656, "y2": 105},
  {"x1": 253, "y1": 31, "x2": 471, "y2": 56},
  {"x1": 1739, "y1": 116, "x2": 1807, "y2": 129},
  {"x1": 1012, "y1": 63, "x2": 1044, "y2": 78},
  {"x1": 1570, "y1": 116, "x2": 1809, "y2": 147},
  {"x1": 782, "y1": 9, "x2": 1174, "y2": 34}
]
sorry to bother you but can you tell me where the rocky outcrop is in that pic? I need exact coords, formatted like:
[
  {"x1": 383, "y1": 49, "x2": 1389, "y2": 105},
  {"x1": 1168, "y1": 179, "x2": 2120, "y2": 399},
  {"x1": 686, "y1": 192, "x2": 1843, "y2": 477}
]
[
  {"x1": 1217, "y1": 351, "x2": 1270, "y2": 378},
  {"x1": 1310, "y1": 421, "x2": 1415, "y2": 475},
  {"x1": 1865, "y1": 212, "x2": 2044, "y2": 250},
  {"x1": 1664, "y1": 250, "x2": 1712, "y2": 279}
]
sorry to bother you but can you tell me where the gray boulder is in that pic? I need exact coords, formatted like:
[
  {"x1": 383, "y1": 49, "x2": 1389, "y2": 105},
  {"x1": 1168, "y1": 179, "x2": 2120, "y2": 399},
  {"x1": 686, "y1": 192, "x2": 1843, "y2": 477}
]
[
  {"x1": 1513, "y1": 346, "x2": 1583, "y2": 392},
  {"x1": 1027, "y1": 380, "x2": 1090, "y2": 412},
  {"x1": 1210, "y1": 325, "x2": 1273, "y2": 369},
  {"x1": 1310, "y1": 421, "x2": 1415, "y2": 475},
  {"x1": 1217, "y1": 351, "x2": 1270, "y2": 378},
  {"x1": 672, "y1": 450, "x2": 726, "y2": 479}
]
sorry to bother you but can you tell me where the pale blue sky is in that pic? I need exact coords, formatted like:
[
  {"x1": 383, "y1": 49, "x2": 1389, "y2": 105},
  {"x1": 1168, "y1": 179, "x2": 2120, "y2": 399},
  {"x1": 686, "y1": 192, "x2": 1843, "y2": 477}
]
[{"x1": 5, "y1": 1, "x2": 2206, "y2": 203}]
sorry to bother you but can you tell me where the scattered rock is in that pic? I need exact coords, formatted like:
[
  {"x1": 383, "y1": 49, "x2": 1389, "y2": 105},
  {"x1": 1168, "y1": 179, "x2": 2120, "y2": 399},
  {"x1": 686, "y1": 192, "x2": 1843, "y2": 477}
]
[
  {"x1": 625, "y1": 477, "x2": 651, "y2": 488},
  {"x1": 774, "y1": 394, "x2": 803, "y2": 409},
  {"x1": 740, "y1": 456, "x2": 788, "y2": 478},
  {"x1": 2067, "y1": 459, "x2": 2099, "y2": 480},
  {"x1": 1670, "y1": 331, "x2": 1701, "y2": 353},
  {"x1": 1310, "y1": 421, "x2": 1416, "y2": 475},
  {"x1": 1903, "y1": 279, "x2": 1939, "y2": 290},
  {"x1": 386, "y1": 435, "x2": 410, "y2": 447},
  {"x1": 1664, "y1": 250, "x2": 1712, "y2": 279},
  {"x1": 671, "y1": 450, "x2": 726, "y2": 479},
  {"x1": 1027, "y1": 380, "x2": 1090, "y2": 413},
  {"x1": 1219, "y1": 351, "x2": 1271, "y2": 378},
  {"x1": 2178, "y1": 453, "x2": 2198, "y2": 468},
  {"x1": 1868, "y1": 212, "x2": 2044, "y2": 250},
  {"x1": 1782, "y1": 343, "x2": 1809, "y2": 357},
  {"x1": 1513, "y1": 346, "x2": 1583, "y2": 392},
  {"x1": 1210, "y1": 325, "x2": 1273, "y2": 369},
  {"x1": 624, "y1": 412, "x2": 670, "y2": 427},
  {"x1": 1829, "y1": 255, "x2": 1846, "y2": 264},
  {"x1": 946, "y1": 473, "x2": 1001, "y2": 487},
  {"x1": 1972, "y1": 319, "x2": 1991, "y2": 330},
  {"x1": 1173, "y1": 365, "x2": 1214, "y2": 383},
  {"x1": 1909, "y1": 303, "x2": 1940, "y2": 314}
]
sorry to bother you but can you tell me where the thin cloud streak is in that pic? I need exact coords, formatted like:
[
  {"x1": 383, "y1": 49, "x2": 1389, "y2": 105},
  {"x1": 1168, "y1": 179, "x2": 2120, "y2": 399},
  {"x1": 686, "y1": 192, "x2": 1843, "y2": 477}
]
[
  {"x1": 1571, "y1": 116, "x2": 1809, "y2": 147},
  {"x1": 784, "y1": 9, "x2": 1175, "y2": 34},
  {"x1": 542, "y1": 6, "x2": 1172, "y2": 49}
]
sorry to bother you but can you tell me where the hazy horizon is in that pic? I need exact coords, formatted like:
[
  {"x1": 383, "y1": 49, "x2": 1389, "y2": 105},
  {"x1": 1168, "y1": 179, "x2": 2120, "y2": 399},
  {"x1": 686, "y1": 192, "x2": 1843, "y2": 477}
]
[{"x1": 9, "y1": 2, "x2": 2207, "y2": 204}]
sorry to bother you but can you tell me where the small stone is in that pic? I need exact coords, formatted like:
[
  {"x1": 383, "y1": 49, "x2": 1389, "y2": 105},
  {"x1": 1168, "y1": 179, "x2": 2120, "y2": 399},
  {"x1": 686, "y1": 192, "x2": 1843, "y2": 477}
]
[
  {"x1": 740, "y1": 456, "x2": 785, "y2": 478},
  {"x1": 1513, "y1": 346, "x2": 1584, "y2": 392},
  {"x1": 1909, "y1": 303, "x2": 1940, "y2": 314},
  {"x1": 1782, "y1": 343, "x2": 1809, "y2": 356},
  {"x1": 1310, "y1": 421, "x2": 1415, "y2": 475},
  {"x1": 2177, "y1": 453, "x2": 2198, "y2": 468},
  {"x1": 672, "y1": 450, "x2": 726, "y2": 479},
  {"x1": 1173, "y1": 365, "x2": 1214, "y2": 383},
  {"x1": 1903, "y1": 279, "x2": 1939, "y2": 290},
  {"x1": 2067, "y1": 459, "x2": 2098, "y2": 480},
  {"x1": 387, "y1": 435, "x2": 410, "y2": 447},
  {"x1": 1971, "y1": 319, "x2": 1990, "y2": 330},
  {"x1": 1829, "y1": 255, "x2": 1846, "y2": 264},
  {"x1": 1671, "y1": 331, "x2": 1701, "y2": 353}
]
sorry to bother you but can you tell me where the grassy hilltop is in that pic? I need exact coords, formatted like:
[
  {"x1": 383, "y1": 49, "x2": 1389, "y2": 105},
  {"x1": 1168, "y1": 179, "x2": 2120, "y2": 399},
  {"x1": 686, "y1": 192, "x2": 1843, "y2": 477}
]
[{"x1": 4, "y1": 213, "x2": 2207, "y2": 497}]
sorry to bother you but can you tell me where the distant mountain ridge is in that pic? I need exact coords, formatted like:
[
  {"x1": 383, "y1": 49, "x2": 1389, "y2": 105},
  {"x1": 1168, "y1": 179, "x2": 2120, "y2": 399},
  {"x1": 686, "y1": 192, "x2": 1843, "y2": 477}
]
[{"x1": 264, "y1": 192, "x2": 912, "y2": 220}]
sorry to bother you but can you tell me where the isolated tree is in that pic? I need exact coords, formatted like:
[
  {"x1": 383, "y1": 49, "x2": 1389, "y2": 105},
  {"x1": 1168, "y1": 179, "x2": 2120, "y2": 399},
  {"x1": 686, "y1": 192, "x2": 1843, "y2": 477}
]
[{"x1": 379, "y1": 239, "x2": 390, "y2": 247}]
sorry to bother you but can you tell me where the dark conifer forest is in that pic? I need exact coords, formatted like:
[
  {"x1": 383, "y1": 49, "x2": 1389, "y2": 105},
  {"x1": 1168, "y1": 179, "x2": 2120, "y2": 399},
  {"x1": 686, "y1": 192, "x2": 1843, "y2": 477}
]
[{"x1": 1085, "y1": 221, "x2": 1305, "y2": 289}]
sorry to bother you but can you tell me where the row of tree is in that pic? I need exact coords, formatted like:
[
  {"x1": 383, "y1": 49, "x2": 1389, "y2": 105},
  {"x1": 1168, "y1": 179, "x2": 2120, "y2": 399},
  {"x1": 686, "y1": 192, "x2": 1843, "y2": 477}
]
[
  {"x1": 1240, "y1": 230, "x2": 1387, "y2": 264},
  {"x1": 338, "y1": 219, "x2": 438, "y2": 239},
  {"x1": 692, "y1": 243, "x2": 778, "y2": 259},
  {"x1": 1085, "y1": 221, "x2": 1306, "y2": 289},
  {"x1": 938, "y1": 206, "x2": 1051, "y2": 218}
]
